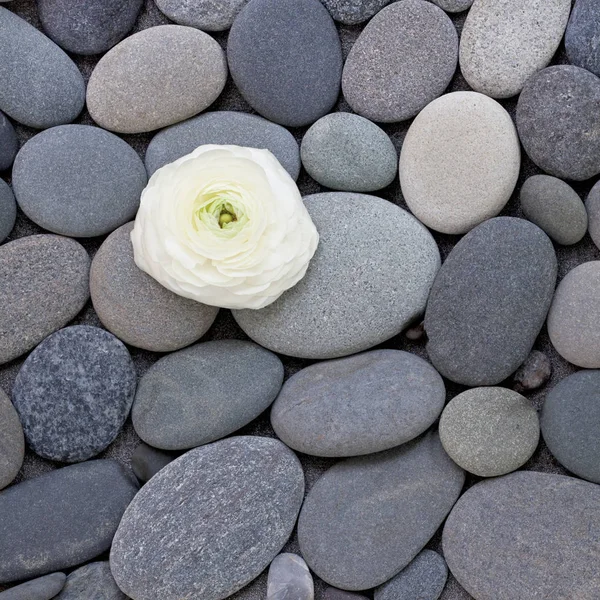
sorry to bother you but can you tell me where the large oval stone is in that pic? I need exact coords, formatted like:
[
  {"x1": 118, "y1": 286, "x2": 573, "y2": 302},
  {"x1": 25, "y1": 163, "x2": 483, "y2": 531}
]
[
  {"x1": 443, "y1": 471, "x2": 600, "y2": 599},
  {"x1": 425, "y1": 217, "x2": 557, "y2": 386},
  {"x1": 110, "y1": 436, "x2": 305, "y2": 600},
  {"x1": 566, "y1": 0, "x2": 600, "y2": 78}
]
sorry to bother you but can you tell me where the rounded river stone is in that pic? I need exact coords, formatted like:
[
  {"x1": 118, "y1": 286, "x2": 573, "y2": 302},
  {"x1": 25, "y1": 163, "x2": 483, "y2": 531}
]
[
  {"x1": 0, "y1": 573, "x2": 66, "y2": 600},
  {"x1": 439, "y1": 387, "x2": 540, "y2": 477},
  {"x1": 227, "y1": 0, "x2": 342, "y2": 127},
  {"x1": 0, "y1": 111, "x2": 17, "y2": 171},
  {"x1": 0, "y1": 179, "x2": 16, "y2": 244},
  {"x1": 430, "y1": 0, "x2": 473, "y2": 11},
  {"x1": 298, "y1": 432, "x2": 464, "y2": 590},
  {"x1": 566, "y1": 0, "x2": 600, "y2": 78},
  {"x1": 131, "y1": 443, "x2": 175, "y2": 483},
  {"x1": 0, "y1": 389, "x2": 23, "y2": 491},
  {"x1": 425, "y1": 217, "x2": 557, "y2": 386},
  {"x1": 145, "y1": 111, "x2": 300, "y2": 179},
  {"x1": 13, "y1": 125, "x2": 147, "y2": 238},
  {"x1": 0, "y1": 460, "x2": 138, "y2": 583},
  {"x1": 267, "y1": 554, "x2": 313, "y2": 600},
  {"x1": 586, "y1": 179, "x2": 600, "y2": 251},
  {"x1": 0, "y1": 235, "x2": 90, "y2": 365},
  {"x1": 517, "y1": 65, "x2": 600, "y2": 181},
  {"x1": 300, "y1": 112, "x2": 397, "y2": 192},
  {"x1": 156, "y1": 0, "x2": 248, "y2": 31},
  {"x1": 0, "y1": 7, "x2": 84, "y2": 129},
  {"x1": 55, "y1": 562, "x2": 126, "y2": 600},
  {"x1": 400, "y1": 92, "x2": 520, "y2": 235},
  {"x1": 513, "y1": 350, "x2": 552, "y2": 393},
  {"x1": 110, "y1": 437, "x2": 305, "y2": 600},
  {"x1": 91, "y1": 223, "x2": 218, "y2": 352},
  {"x1": 319, "y1": 0, "x2": 392, "y2": 25},
  {"x1": 443, "y1": 471, "x2": 600, "y2": 599},
  {"x1": 87, "y1": 25, "x2": 227, "y2": 134},
  {"x1": 271, "y1": 349, "x2": 445, "y2": 457},
  {"x1": 342, "y1": 0, "x2": 457, "y2": 123},
  {"x1": 12, "y1": 325, "x2": 136, "y2": 463},
  {"x1": 233, "y1": 193, "x2": 440, "y2": 360},
  {"x1": 323, "y1": 590, "x2": 368, "y2": 600}
]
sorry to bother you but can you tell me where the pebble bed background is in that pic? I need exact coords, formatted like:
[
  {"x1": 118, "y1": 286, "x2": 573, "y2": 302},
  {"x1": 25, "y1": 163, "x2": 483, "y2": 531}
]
[{"x1": 0, "y1": 0, "x2": 597, "y2": 598}]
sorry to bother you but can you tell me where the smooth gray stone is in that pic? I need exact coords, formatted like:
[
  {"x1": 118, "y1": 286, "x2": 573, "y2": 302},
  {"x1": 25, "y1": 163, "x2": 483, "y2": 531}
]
[
  {"x1": 430, "y1": 0, "x2": 473, "y2": 12},
  {"x1": 0, "y1": 111, "x2": 17, "y2": 171},
  {"x1": 323, "y1": 590, "x2": 368, "y2": 600},
  {"x1": 566, "y1": 0, "x2": 600, "y2": 78},
  {"x1": 12, "y1": 325, "x2": 136, "y2": 463},
  {"x1": 131, "y1": 443, "x2": 176, "y2": 483},
  {"x1": 0, "y1": 573, "x2": 66, "y2": 600},
  {"x1": 227, "y1": 0, "x2": 342, "y2": 127},
  {"x1": 55, "y1": 562, "x2": 126, "y2": 600},
  {"x1": 0, "y1": 235, "x2": 90, "y2": 365},
  {"x1": 513, "y1": 350, "x2": 552, "y2": 393},
  {"x1": 267, "y1": 554, "x2": 314, "y2": 600},
  {"x1": 234, "y1": 193, "x2": 440, "y2": 359},
  {"x1": 319, "y1": 0, "x2": 392, "y2": 25},
  {"x1": 443, "y1": 471, "x2": 600, "y2": 599},
  {"x1": 156, "y1": 0, "x2": 248, "y2": 31},
  {"x1": 271, "y1": 349, "x2": 445, "y2": 457},
  {"x1": 12, "y1": 125, "x2": 147, "y2": 238},
  {"x1": 145, "y1": 111, "x2": 300, "y2": 179},
  {"x1": 133, "y1": 340, "x2": 283, "y2": 450},
  {"x1": 0, "y1": 460, "x2": 138, "y2": 583},
  {"x1": 0, "y1": 7, "x2": 84, "y2": 129},
  {"x1": 0, "y1": 179, "x2": 16, "y2": 244},
  {"x1": 298, "y1": 433, "x2": 464, "y2": 590},
  {"x1": 0, "y1": 388, "x2": 24, "y2": 491},
  {"x1": 110, "y1": 437, "x2": 305, "y2": 600},
  {"x1": 585, "y1": 179, "x2": 600, "y2": 251},
  {"x1": 425, "y1": 217, "x2": 557, "y2": 386}
]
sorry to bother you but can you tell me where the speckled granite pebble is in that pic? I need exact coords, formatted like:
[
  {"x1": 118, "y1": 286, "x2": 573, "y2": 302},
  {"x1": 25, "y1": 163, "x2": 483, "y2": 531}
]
[
  {"x1": 319, "y1": 0, "x2": 392, "y2": 24},
  {"x1": 0, "y1": 179, "x2": 16, "y2": 244},
  {"x1": 267, "y1": 554, "x2": 314, "y2": 600},
  {"x1": 131, "y1": 443, "x2": 175, "y2": 483},
  {"x1": 0, "y1": 389, "x2": 23, "y2": 491},
  {"x1": 566, "y1": 0, "x2": 600, "y2": 78},
  {"x1": 585, "y1": 179, "x2": 600, "y2": 251},
  {"x1": 0, "y1": 573, "x2": 66, "y2": 600},
  {"x1": 156, "y1": 0, "x2": 248, "y2": 31},
  {"x1": 430, "y1": 0, "x2": 472, "y2": 12},
  {"x1": 55, "y1": 562, "x2": 126, "y2": 600},
  {"x1": 0, "y1": 111, "x2": 17, "y2": 171}
]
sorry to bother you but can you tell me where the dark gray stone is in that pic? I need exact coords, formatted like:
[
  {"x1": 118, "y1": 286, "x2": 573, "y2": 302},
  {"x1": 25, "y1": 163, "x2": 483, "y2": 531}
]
[
  {"x1": 110, "y1": 436, "x2": 305, "y2": 600},
  {"x1": 13, "y1": 125, "x2": 147, "y2": 238},
  {"x1": 12, "y1": 325, "x2": 136, "y2": 463},
  {"x1": 0, "y1": 388, "x2": 24, "y2": 491},
  {"x1": 323, "y1": 590, "x2": 368, "y2": 600},
  {"x1": 586, "y1": 179, "x2": 600, "y2": 251},
  {"x1": 0, "y1": 235, "x2": 90, "y2": 365},
  {"x1": 0, "y1": 573, "x2": 66, "y2": 600},
  {"x1": 298, "y1": 433, "x2": 464, "y2": 590},
  {"x1": 566, "y1": 0, "x2": 600, "y2": 78},
  {"x1": 319, "y1": 0, "x2": 392, "y2": 25},
  {"x1": 0, "y1": 179, "x2": 16, "y2": 244},
  {"x1": 131, "y1": 443, "x2": 176, "y2": 483},
  {"x1": 132, "y1": 340, "x2": 283, "y2": 450},
  {"x1": 443, "y1": 471, "x2": 600, "y2": 599},
  {"x1": 0, "y1": 460, "x2": 138, "y2": 583},
  {"x1": 271, "y1": 349, "x2": 445, "y2": 457},
  {"x1": 156, "y1": 0, "x2": 248, "y2": 31},
  {"x1": 267, "y1": 554, "x2": 313, "y2": 600},
  {"x1": 513, "y1": 350, "x2": 552, "y2": 392},
  {"x1": 227, "y1": 0, "x2": 342, "y2": 127},
  {"x1": 425, "y1": 217, "x2": 557, "y2": 386},
  {"x1": 0, "y1": 111, "x2": 17, "y2": 171},
  {"x1": 55, "y1": 562, "x2": 126, "y2": 600}
]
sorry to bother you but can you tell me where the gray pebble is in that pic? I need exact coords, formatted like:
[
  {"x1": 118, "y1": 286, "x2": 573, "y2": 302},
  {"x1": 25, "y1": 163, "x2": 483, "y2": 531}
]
[
  {"x1": 131, "y1": 443, "x2": 175, "y2": 483},
  {"x1": 323, "y1": 590, "x2": 368, "y2": 600},
  {"x1": 0, "y1": 388, "x2": 23, "y2": 490},
  {"x1": 156, "y1": 0, "x2": 248, "y2": 31},
  {"x1": 513, "y1": 350, "x2": 552, "y2": 393},
  {"x1": 585, "y1": 179, "x2": 600, "y2": 251},
  {"x1": 0, "y1": 179, "x2": 16, "y2": 244},
  {"x1": 0, "y1": 573, "x2": 66, "y2": 600},
  {"x1": 267, "y1": 554, "x2": 314, "y2": 600},
  {"x1": 429, "y1": 0, "x2": 473, "y2": 12},
  {"x1": 319, "y1": 0, "x2": 392, "y2": 25},
  {"x1": 566, "y1": 0, "x2": 600, "y2": 78},
  {"x1": 54, "y1": 562, "x2": 126, "y2": 600},
  {"x1": 0, "y1": 111, "x2": 17, "y2": 171}
]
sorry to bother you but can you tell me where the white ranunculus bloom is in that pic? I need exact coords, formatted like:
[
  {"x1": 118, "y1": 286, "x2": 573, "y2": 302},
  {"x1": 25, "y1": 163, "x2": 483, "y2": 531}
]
[{"x1": 131, "y1": 145, "x2": 319, "y2": 310}]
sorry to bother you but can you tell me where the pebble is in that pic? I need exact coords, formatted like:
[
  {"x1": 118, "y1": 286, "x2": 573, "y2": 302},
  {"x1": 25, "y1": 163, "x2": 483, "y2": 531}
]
[
  {"x1": 131, "y1": 443, "x2": 175, "y2": 483},
  {"x1": 300, "y1": 113, "x2": 397, "y2": 192},
  {"x1": 12, "y1": 125, "x2": 147, "y2": 238},
  {"x1": 430, "y1": 0, "x2": 473, "y2": 11},
  {"x1": 425, "y1": 217, "x2": 557, "y2": 386},
  {"x1": 520, "y1": 175, "x2": 588, "y2": 245},
  {"x1": 565, "y1": 0, "x2": 600, "y2": 78},
  {"x1": 459, "y1": 0, "x2": 571, "y2": 98},
  {"x1": 0, "y1": 573, "x2": 66, "y2": 600},
  {"x1": 87, "y1": 25, "x2": 227, "y2": 133},
  {"x1": 439, "y1": 387, "x2": 540, "y2": 477},
  {"x1": 323, "y1": 590, "x2": 368, "y2": 600},
  {"x1": 0, "y1": 460, "x2": 138, "y2": 583},
  {"x1": 443, "y1": 471, "x2": 600, "y2": 599},
  {"x1": 0, "y1": 111, "x2": 17, "y2": 171},
  {"x1": 298, "y1": 433, "x2": 464, "y2": 590},
  {"x1": 0, "y1": 179, "x2": 16, "y2": 244},
  {"x1": 0, "y1": 7, "x2": 84, "y2": 129},
  {"x1": 271, "y1": 349, "x2": 445, "y2": 457},
  {"x1": 342, "y1": 0, "x2": 458, "y2": 123},
  {"x1": 38, "y1": 0, "x2": 143, "y2": 55},
  {"x1": 517, "y1": 65, "x2": 600, "y2": 181},
  {"x1": 132, "y1": 340, "x2": 283, "y2": 450},
  {"x1": 319, "y1": 0, "x2": 392, "y2": 25},
  {"x1": 91, "y1": 223, "x2": 218, "y2": 352},
  {"x1": 227, "y1": 0, "x2": 342, "y2": 127},
  {"x1": 585, "y1": 179, "x2": 600, "y2": 251},
  {"x1": 156, "y1": 0, "x2": 248, "y2": 31},
  {"x1": 12, "y1": 325, "x2": 136, "y2": 463},
  {"x1": 54, "y1": 562, "x2": 126, "y2": 600},
  {"x1": 400, "y1": 92, "x2": 520, "y2": 234},
  {"x1": 0, "y1": 389, "x2": 23, "y2": 491},
  {"x1": 233, "y1": 192, "x2": 440, "y2": 359},
  {"x1": 110, "y1": 437, "x2": 304, "y2": 600},
  {"x1": 145, "y1": 111, "x2": 300, "y2": 178},
  {"x1": 513, "y1": 350, "x2": 552, "y2": 393},
  {"x1": 267, "y1": 554, "x2": 314, "y2": 600},
  {"x1": 0, "y1": 235, "x2": 89, "y2": 365}
]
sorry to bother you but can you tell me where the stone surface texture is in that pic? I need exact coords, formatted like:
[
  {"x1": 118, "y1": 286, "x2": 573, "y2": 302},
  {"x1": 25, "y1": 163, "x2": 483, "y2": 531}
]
[
  {"x1": 131, "y1": 443, "x2": 175, "y2": 483},
  {"x1": 267, "y1": 554, "x2": 314, "y2": 600},
  {"x1": 585, "y1": 179, "x2": 600, "y2": 251},
  {"x1": 0, "y1": 388, "x2": 24, "y2": 490},
  {"x1": 0, "y1": 111, "x2": 17, "y2": 171},
  {"x1": 0, "y1": 179, "x2": 16, "y2": 244},
  {"x1": 156, "y1": 0, "x2": 248, "y2": 31},
  {"x1": 55, "y1": 562, "x2": 127, "y2": 600},
  {"x1": 0, "y1": 573, "x2": 66, "y2": 600},
  {"x1": 319, "y1": 0, "x2": 392, "y2": 24},
  {"x1": 565, "y1": 0, "x2": 600, "y2": 78}
]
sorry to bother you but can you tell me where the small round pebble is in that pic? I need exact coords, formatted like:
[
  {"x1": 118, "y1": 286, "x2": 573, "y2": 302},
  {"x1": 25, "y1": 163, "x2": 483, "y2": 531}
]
[
  {"x1": 156, "y1": 0, "x2": 248, "y2": 31},
  {"x1": 0, "y1": 573, "x2": 66, "y2": 600},
  {"x1": 0, "y1": 388, "x2": 24, "y2": 491},
  {"x1": 430, "y1": 0, "x2": 473, "y2": 11},
  {"x1": 566, "y1": 0, "x2": 600, "y2": 78},
  {"x1": 0, "y1": 111, "x2": 17, "y2": 171},
  {"x1": 585, "y1": 179, "x2": 600, "y2": 251},
  {"x1": 131, "y1": 443, "x2": 176, "y2": 483},
  {"x1": 520, "y1": 175, "x2": 588, "y2": 245},
  {"x1": 319, "y1": 0, "x2": 392, "y2": 25},
  {"x1": 301, "y1": 113, "x2": 397, "y2": 192},
  {"x1": 513, "y1": 350, "x2": 552, "y2": 393},
  {"x1": 439, "y1": 387, "x2": 540, "y2": 477},
  {"x1": 267, "y1": 554, "x2": 314, "y2": 600},
  {"x1": 0, "y1": 179, "x2": 16, "y2": 244},
  {"x1": 54, "y1": 562, "x2": 126, "y2": 600}
]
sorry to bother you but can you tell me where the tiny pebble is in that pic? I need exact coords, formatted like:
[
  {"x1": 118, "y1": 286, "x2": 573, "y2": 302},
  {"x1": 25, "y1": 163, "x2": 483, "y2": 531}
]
[{"x1": 513, "y1": 351, "x2": 552, "y2": 393}]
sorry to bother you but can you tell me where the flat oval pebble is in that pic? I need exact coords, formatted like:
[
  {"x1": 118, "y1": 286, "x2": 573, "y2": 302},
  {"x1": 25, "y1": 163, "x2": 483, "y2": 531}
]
[
  {"x1": 0, "y1": 235, "x2": 90, "y2": 365},
  {"x1": 91, "y1": 223, "x2": 218, "y2": 352},
  {"x1": 587, "y1": 180, "x2": 600, "y2": 250},
  {"x1": 271, "y1": 349, "x2": 445, "y2": 457},
  {"x1": 227, "y1": 0, "x2": 342, "y2": 127},
  {"x1": 0, "y1": 460, "x2": 138, "y2": 583},
  {"x1": 234, "y1": 193, "x2": 440, "y2": 359},
  {"x1": 0, "y1": 179, "x2": 16, "y2": 244},
  {"x1": 430, "y1": 0, "x2": 473, "y2": 12},
  {"x1": 87, "y1": 25, "x2": 227, "y2": 134},
  {"x1": 38, "y1": 0, "x2": 143, "y2": 55},
  {"x1": 342, "y1": 0, "x2": 457, "y2": 123},
  {"x1": 131, "y1": 443, "x2": 175, "y2": 483},
  {"x1": 300, "y1": 113, "x2": 397, "y2": 192},
  {"x1": 400, "y1": 92, "x2": 520, "y2": 235},
  {"x1": 110, "y1": 437, "x2": 304, "y2": 600},
  {"x1": 0, "y1": 111, "x2": 17, "y2": 171},
  {"x1": 443, "y1": 471, "x2": 600, "y2": 599},
  {"x1": 459, "y1": 0, "x2": 570, "y2": 98},
  {"x1": 517, "y1": 66, "x2": 600, "y2": 181},
  {"x1": 13, "y1": 125, "x2": 147, "y2": 237},
  {"x1": 0, "y1": 389, "x2": 24, "y2": 490},
  {"x1": 425, "y1": 217, "x2": 557, "y2": 386},
  {"x1": 0, "y1": 573, "x2": 66, "y2": 600},
  {"x1": 145, "y1": 111, "x2": 300, "y2": 178},
  {"x1": 298, "y1": 433, "x2": 464, "y2": 590},
  {"x1": 566, "y1": 0, "x2": 600, "y2": 78},
  {"x1": 156, "y1": 0, "x2": 248, "y2": 31},
  {"x1": 0, "y1": 7, "x2": 84, "y2": 129},
  {"x1": 319, "y1": 0, "x2": 392, "y2": 25},
  {"x1": 12, "y1": 325, "x2": 136, "y2": 463},
  {"x1": 267, "y1": 554, "x2": 314, "y2": 600},
  {"x1": 55, "y1": 562, "x2": 126, "y2": 600}
]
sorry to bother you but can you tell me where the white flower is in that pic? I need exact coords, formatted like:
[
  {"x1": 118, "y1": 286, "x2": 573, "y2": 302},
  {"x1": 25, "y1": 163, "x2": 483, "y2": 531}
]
[{"x1": 131, "y1": 144, "x2": 319, "y2": 310}]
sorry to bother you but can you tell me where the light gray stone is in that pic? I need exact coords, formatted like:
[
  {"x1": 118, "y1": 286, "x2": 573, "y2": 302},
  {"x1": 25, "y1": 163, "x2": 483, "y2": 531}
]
[
  {"x1": 267, "y1": 554, "x2": 314, "y2": 600},
  {"x1": 0, "y1": 179, "x2": 16, "y2": 244},
  {"x1": 156, "y1": 0, "x2": 248, "y2": 31},
  {"x1": 0, "y1": 388, "x2": 24, "y2": 491},
  {"x1": 55, "y1": 562, "x2": 126, "y2": 600},
  {"x1": 319, "y1": 0, "x2": 392, "y2": 25},
  {"x1": 0, "y1": 573, "x2": 66, "y2": 600},
  {"x1": 585, "y1": 179, "x2": 600, "y2": 251}
]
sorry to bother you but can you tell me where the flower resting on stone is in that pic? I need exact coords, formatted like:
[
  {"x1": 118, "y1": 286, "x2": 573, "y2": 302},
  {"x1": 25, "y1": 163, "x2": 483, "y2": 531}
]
[{"x1": 131, "y1": 145, "x2": 319, "y2": 310}]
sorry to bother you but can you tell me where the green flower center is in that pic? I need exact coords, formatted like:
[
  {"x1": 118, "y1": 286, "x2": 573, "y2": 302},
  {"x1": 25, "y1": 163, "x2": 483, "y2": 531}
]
[{"x1": 193, "y1": 192, "x2": 248, "y2": 235}]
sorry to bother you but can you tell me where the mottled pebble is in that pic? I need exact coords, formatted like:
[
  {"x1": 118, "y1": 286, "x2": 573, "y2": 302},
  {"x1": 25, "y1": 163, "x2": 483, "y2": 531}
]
[
  {"x1": 319, "y1": 0, "x2": 391, "y2": 25},
  {"x1": 156, "y1": 0, "x2": 248, "y2": 31},
  {"x1": 0, "y1": 388, "x2": 24, "y2": 491},
  {"x1": 513, "y1": 350, "x2": 552, "y2": 393},
  {"x1": 267, "y1": 554, "x2": 314, "y2": 600}
]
